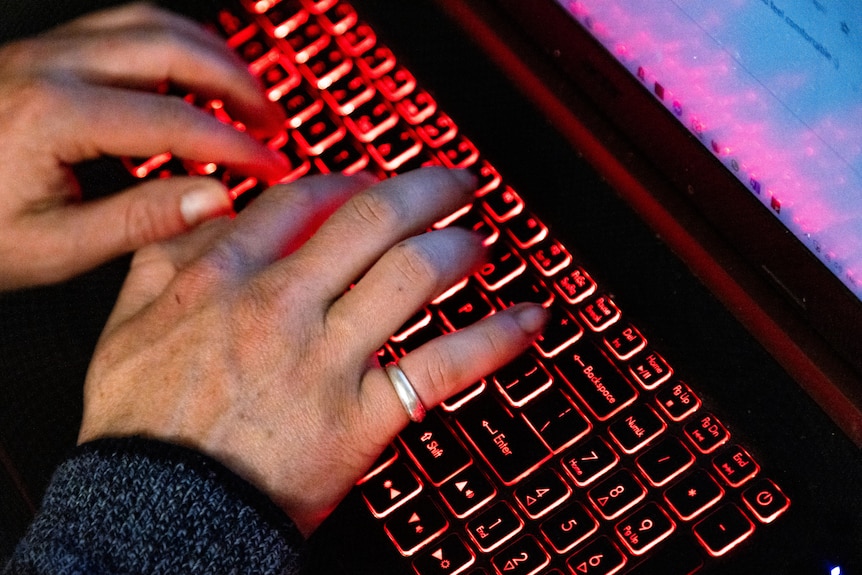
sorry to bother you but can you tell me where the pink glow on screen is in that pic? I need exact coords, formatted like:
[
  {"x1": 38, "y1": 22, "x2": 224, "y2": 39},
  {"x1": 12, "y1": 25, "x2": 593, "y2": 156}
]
[{"x1": 559, "y1": 0, "x2": 862, "y2": 299}]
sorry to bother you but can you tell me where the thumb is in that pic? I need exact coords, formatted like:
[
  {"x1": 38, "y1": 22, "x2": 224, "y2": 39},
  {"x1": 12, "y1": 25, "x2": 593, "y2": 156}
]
[{"x1": 23, "y1": 177, "x2": 231, "y2": 287}]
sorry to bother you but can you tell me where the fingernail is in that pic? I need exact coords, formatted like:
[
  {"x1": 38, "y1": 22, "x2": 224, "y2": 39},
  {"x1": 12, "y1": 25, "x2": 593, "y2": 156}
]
[
  {"x1": 180, "y1": 184, "x2": 232, "y2": 226},
  {"x1": 451, "y1": 168, "x2": 477, "y2": 188},
  {"x1": 515, "y1": 304, "x2": 549, "y2": 334}
]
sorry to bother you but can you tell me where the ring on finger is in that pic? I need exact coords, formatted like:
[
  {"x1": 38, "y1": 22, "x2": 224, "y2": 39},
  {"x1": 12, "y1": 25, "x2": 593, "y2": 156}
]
[{"x1": 385, "y1": 363, "x2": 426, "y2": 423}]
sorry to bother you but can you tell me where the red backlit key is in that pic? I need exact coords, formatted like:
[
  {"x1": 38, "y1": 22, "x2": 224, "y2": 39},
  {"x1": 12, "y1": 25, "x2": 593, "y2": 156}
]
[
  {"x1": 608, "y1": 404, "x2": 666, "y2": 454},
  {"x1": 367, "y1": 122, "x2": 423, "y2": 171},
  {"x1": 533, "y1": 304, "x2": 583, "y2": 357},
  {"x1": 712, "y1": 445, "x2": 760, "y2": 487},
  {"x1": 417, "y1": 111, "x2": 459, "y2": 148},
  {"x1": 322, "y1": 72, "x2": 375, "y2": 115},
  {"x1": 491, "y1": 535, "x2": 550, "y2": 575},
  {"x1": 529, "y1": 239, "x2": 571, "y2": 277},
  {"x1": 361, "y1": 460, "x2": 422, "y2": 518},
  {"x1": 456, "y1": 393, "x2": 551, "y2": 485},
  {"x1": 396, "y1": 88, "x2": 437, "y2": 124},
  {"x1": 377, "y1": 65, "x2": 417, "y2": 102},
  {"x1": 554, "y1": 343, "x2": 638, "y2": 421},
  {"x1": 602, "y1": 322, "x2": 646, "y2": 361},
  {"x1": 655, "y1": 380, "x2": 701, "y2": 421},
  {"x1": 302, "y1": 45, "x2": 352, "y2": 89},
  {"x1": 665, "y1": 469, "x2": 724, "y2": 520},
  {"x1": 413, "y1": 534, "x2": 475, "y2": 575},
  {"x1": 260, "y1": 2, "x2": 308, "y2": 38},
  {"x1": 684, "y1": 412, "x2": 730, "y2": 453},
  {"x1": 554, "y1": 267, "x2": 597, "y2": 305},
  {"x1": 284, "y1": 19, "x2": 329, "y2": 63},
  {"x1": 400, "y1": 411, "x2": 472, "y2": 485},
  {"x1": 493, "y1": 353, "x2": 553, "y2": 407},
  {"x1": 438, "y1": 466, "x2": 496, "y2": 518},
  {"x1": 565, "y1": 536, "x2": 627, "y2": 575},
  {"x1": 588, "y1": 469, "x2": 647, "y2": 520},
  {"x1": 540, "y1": 501, "x2": 598, "y2": 554},
  {"x1": 357, "y1": 44, "x2": 396, "y2": 79},
  {"x1": 522, "y1": 387, "x2": 591, "y2": 453},
  {"x1": 614, "y1": 502, "x2": 676, "y2": 555},
  {"x1": 319, "y1": 1, "x2": 357, "y2": 36},
  {"x1": 636, "y1": 436, "x2": 695, "y2": 487},
  {"x1": 505, "y1": 211, "x2": 548, "y2": 249},
  {"x1": 466, "y1": 501, "x2": 523, "y2": 552},
  {"x1": 692, "y1": 504, "x2": 754, "y2": 557},
  {"x1": 384, "y1": 496, "x2": 449, "y2": 556},
  {"x1": 482, "y1": 186, "x2": 524, "y2": 223},
  {"x1": 578, "y1": 294, "x2": 621, "y2": 332},
  {"x1": 742, "y1": 478, "x2": 790, "y2": 523},
  {"x1": 344, "y1": 96, "x2": 398, "y2": 142},
  {"x1": 476, "y1": 244, "x2": 526, "y2": 291},
  {"x1": 514, "y1": 468, "x2": 570, "y2": 519},
  {"x1": 560, "y1": 436, "x2": 619, "y2": 487},
  {"x1": 336, "y1": 20, "x2": 376, "y2": 57},
  {"x1": 438, "y1": 135, "x2": 479, "y2": 168},
  {"x1": 627, "y1": 349, "x2": 673, "y2": 390},
  {"x1": 493, "y1": 272, "x2": 555, "y2": 309},
  {"x1": 436, "y1": 282, "x2": 494, "y2": 331},
  {"x1": 293, "y1": 109, "x2": 346, "y2": 155}
]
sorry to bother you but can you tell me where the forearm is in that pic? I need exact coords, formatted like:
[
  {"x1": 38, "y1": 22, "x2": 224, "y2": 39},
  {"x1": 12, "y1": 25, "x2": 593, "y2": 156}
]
[{"x1": 3, "y1": 438, "x2": 304, "y2": 575}]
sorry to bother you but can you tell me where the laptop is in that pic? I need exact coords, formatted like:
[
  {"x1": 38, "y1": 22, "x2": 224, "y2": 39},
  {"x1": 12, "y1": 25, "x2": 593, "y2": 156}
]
[{"x1": 1, "y1": 0, "x2": 860, "y2": 573}]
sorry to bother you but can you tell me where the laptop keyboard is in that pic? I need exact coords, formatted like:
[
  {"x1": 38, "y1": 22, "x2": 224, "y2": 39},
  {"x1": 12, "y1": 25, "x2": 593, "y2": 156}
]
[{"x1": 123, "y1": 1, "x2": 791, "y2": 572}]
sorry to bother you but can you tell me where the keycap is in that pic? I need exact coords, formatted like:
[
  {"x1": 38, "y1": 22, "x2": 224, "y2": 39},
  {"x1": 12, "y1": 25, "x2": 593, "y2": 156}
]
[
  {"x1": 655, "y1": 380, "x2": 701, "y2": 421},
  {"x1": 319, "y1": 1, "x2": 357, "y2": 35},
  {"x1": 396, "y1": 88, "x2": 437, "y2": 124},
  {"x1": 456, "y1": 393, "x2": 551, "y2": 485},
  {"x1": 665, "y1": 469, "x2": 725, "y2": 520},
  {"x1": 565, "y1": 536, "x2": 627, "y2": 575},
  {"x1": 466, "y1": 501, "x2": 523, "y2": 552},
  {"x1": 578, "y1": 294, "x2": 621, "y2": 332},
  {"x1": 438, "y1": 466, "x2": 496, "y2": 518},
  {"x1": 476, "y1": 244, "x2": 526, "y2": 291},
  {"x1": 260, "y1": 2, "x2": 308, "y2": 38},
  {"x1": 436, "y1": 282, "x2": 495, "y2": 331},
  {"x1": 384, "y1": 496, "x2": 449, "y2": 556},
  {"x1": 555, "y1": 343, "x2": 638, "y2": 420},
  {"x1": 482, "y1": 185, "x2": 524, "y2": 223},
  {"x1": 399, "y1": 411, "x2": 472, "y2": 485},
  {"x1": 607, "y1": 404, "x2": 667, "y2": 454},
  {"x1": 742, "y1": 478, "x2": 790, "y2": 523},
  {"x1": 553, "y1": 267, "x2": 597, "y2": 305},
  {"x1": 712, "y1": 444, "x2": 760, "y2": 487},
  {"x1": 284, "y1": 19, "x2": 329, "y2": 63},
  {"x1": 293, "y1": 109, "x2": 346, "y2": 155},
  {"x1": 417, "y1": 111, "x2": 459, "y2": 148},
  {"x1": 493, "y1": 353, "x2": 553, "y2": 407},
  {"x1": 438, "y1": 135, "x2": 480, "y2": 168},
  {"x1": 357, "y1": 44, "x2": 397, "y2": 79},
  {"x1": 528, "y1": 239, "x2": 571, "y2": 277},
  {"x1": 692, "y1": 504, "x2": 754, "y2": 557},
  {"x1": 540, "y1": 501, "x2": 598, "y2": 554},
  {"x1": 377, "y1": 65, "x2": 417, "y2": 101},
  {"x1": 588, "y1": 469, "x2": 647, "y2": 520},
  {"x1": 602, "y1": 322, "x2": 646, "y2": 360},
  {"x1": 521, "y1": 387, "x2": 591, "y2": 452},
  {"x1": 362, "y1": 460, "x2": 422, "y2": 517},
  {"x1": 533, "y1": 304, "x2": 584, "y2": 357},
  {"x1": 614, "y1": 502, "x2": 676, "y2": 555},
  {"x1": 505, "y1": 211, "x2": 549, "y2": 249},
  {"x1": 322, "y1": 72, "x2": 375, "y2": 115},
  {"x1": 560, "y1": 436, "x2": 619, "y2": 487},
  {"x1": 514, "y1": 468, "x2": 571, "y2": 519},
  {"x1": 412, "y1": 534, "x2": 476, "y2": 575},
  {"x1": 491, "y1": 535, "x2": 550, "y2": 575},
  {"x1": 343, "y1": 96, "x2": 398, "y2": 142},
  {"x1": 367, "y1": 122, "x2": 423, "y2": 170},
  {"x1": 493, "y1": 272, "x2": 555, "y2": 309},
  {"x1": 635, "y1": 436, "x2": 695, "y2": 486},
  {"x1": 627, "y1": 349, "x2": 673, "y2": 390},
  {"x1": 684, "y1": 412, "x2": 730, "y2": 453}
]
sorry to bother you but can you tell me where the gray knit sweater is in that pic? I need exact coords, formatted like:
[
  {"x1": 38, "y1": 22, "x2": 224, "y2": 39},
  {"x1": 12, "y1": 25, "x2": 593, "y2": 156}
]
[{"x1": 2, "y1": 438, "x2": 304, "y2": 574}]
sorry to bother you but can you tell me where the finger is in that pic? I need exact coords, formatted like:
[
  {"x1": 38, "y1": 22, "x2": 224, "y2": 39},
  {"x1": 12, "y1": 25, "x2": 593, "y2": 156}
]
[
  {"x1": 11, "y1": 3, "x2": 284, "y2": 135},
  {"x1": 201, "y1": 172, "x2": 377, "y2": 277},
  {"x1": 280, "y1": 167, "x2": 476, "y2": 299},
  {"x1": 39, "y1": 80, "x2": 288, "y2": 181},
  {"x1": 11, "y1": 176, "x2": 231, "y2": 287},
  {"x1": 327, "y1": 227, "x2": 486, "y2": 352},
  {"x1": 105, "y1": 216, "x2": 232, "y2": 334},
  {"x1": 359, "y1": 303, "x2": 549, "y2": 436}
]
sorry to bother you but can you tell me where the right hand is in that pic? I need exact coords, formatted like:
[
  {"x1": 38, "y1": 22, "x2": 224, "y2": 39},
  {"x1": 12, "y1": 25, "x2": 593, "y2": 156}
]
[{"x1": 0, "y1": 2, "x2": 289, "y2": 290}]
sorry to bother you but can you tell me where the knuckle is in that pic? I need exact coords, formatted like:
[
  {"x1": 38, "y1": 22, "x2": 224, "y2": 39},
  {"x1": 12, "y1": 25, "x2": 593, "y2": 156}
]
[
  {"x1": 347, "y1": 189, "x2": 405, "y2": 230},
  {"x1": 388, "y1": 238, "x2": 442, "y2": 290}
]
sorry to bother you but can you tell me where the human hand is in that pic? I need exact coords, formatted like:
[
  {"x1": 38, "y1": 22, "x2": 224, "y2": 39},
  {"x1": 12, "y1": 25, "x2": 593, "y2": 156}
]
[
  {"x1": 78, "y1": 167, "x2": 548, "y2": 536},
  {"x1": 0, "y1": 3, "x2": 289, "y2": 290}
]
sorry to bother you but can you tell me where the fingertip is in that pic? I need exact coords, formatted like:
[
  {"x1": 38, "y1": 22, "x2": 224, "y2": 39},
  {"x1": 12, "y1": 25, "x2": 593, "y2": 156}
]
[
  {"x1": 511, "y1": 302, "x2": 550, "y2": 336},
  {"x1": 180, "y1": 180, "x2": 233, "y2": 227}
]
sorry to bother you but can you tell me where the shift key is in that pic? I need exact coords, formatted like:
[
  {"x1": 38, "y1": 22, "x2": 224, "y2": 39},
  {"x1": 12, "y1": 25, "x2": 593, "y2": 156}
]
[{"x1": 456, "y1": 393, "x2": 551, "y2": 485}]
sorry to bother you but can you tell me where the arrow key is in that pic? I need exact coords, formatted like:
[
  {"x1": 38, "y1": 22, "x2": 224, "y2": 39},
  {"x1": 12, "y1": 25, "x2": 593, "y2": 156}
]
[
  {"x1": 384, "y1": 495, "x2": 449, "y2": 556},
  {"x1": 412, "y1": 534, "x2": 476, "y2": 575},
  {"x1": 439, "y1": 465, "x2": 497, "y2": 519}
]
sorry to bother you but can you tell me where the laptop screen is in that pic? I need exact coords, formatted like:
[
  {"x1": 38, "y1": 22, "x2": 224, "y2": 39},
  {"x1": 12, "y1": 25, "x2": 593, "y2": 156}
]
[{"x1": 554, "y1": 0, "x2": 862, "y2": 302}]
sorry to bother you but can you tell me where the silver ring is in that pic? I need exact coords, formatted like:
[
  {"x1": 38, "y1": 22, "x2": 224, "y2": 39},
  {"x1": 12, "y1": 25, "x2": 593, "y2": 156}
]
[{"x1": 385, "y1": 363, "x2": 427, "y2": 423}]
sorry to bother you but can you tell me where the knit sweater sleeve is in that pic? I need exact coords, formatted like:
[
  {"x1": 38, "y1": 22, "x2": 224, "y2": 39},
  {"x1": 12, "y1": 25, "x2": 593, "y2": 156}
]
[{"x1": 2, "y1": 438, "x2": 305, "y2": 575}]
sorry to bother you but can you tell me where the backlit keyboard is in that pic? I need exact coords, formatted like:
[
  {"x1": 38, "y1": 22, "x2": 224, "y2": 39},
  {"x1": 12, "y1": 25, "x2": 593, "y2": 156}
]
[{"x1": 123, "y1": 1, "x2": 790, "y2": 572}]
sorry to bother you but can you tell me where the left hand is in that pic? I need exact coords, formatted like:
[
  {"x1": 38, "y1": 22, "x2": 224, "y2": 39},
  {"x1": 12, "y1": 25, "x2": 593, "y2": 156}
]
[{"x1": 78, "y1": 168, "x2": 548, "y2": 536}]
